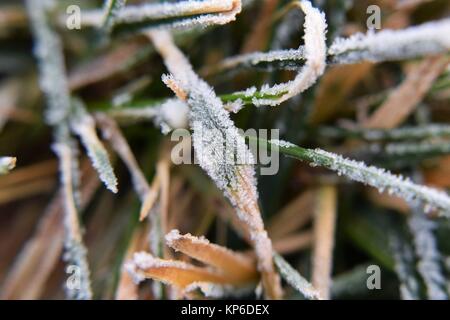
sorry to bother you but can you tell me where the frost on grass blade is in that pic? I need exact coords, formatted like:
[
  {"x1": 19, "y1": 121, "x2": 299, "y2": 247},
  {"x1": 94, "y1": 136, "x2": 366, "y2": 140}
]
[
  {"x1": 165, "y1": 229, "x2": 257, "y2": 284},
  {"x1": 25, "y1": 0, "x2": 72, "y2": 125},
  {"x1": 109, "y1": 98, "x2": 190, "y2": 134},
  {"x1": 70, "y1": 99, "x2": 118, "y2": 193},
  {"x1": 83, "y1": 0, "x2": 242, "y2": 36},
  {"x1": 260, "y1": 138, "x2": 450, "y2": 218},
  {"x1": 52, "y1": 134, "x2": 92, "y2": 300},
  {"x1": 274, "y1": 253, "x2": 321, "y2": 300},
  {"x1": 221, "y1": 0, "x2": 327, "y2": 107},
  {"x1": 95, "y1": 113, "x2": 149, "y2": 198},
  {"x1": 126, "y1": 252, "x2": 229, "y2": 289},
  {"x1": 408, "y1": 205, "x2": 448, "y2": 300},
  {"x1": 390, "y1": 232, "x2": 421, "y2": 300},
  {"x1": 102, "y1": 0, "x2": 127, "y2": 32},
  {"x1": 206, "y1": 48, "x2": 306, "y2": 75},
  {"x1": 0, "y1": 156, "x2": 16, "y2": 175},
  {"x1": 148, "y1": 30, "x2": 282, "y2": 299},
  {"x1": 319, "y1": 124, "x2": 450, "y2": 142},
  {"x1": 312, "y1": 185, "x2": 336, "y2": 300},
  {"x1": 329, "y1": 18, "x2": 450, "y2": 64}
]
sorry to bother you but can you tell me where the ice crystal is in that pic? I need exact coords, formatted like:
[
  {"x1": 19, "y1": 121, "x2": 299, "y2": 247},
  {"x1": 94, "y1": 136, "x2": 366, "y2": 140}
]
[{"x1": 329, "y1": 18, "x2": 450, "y2": 64}]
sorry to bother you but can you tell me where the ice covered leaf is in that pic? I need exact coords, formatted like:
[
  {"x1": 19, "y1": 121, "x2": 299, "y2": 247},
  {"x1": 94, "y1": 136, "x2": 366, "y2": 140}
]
[{"x1": 70, "y1": 99, "x2": 118, "y2": 193}]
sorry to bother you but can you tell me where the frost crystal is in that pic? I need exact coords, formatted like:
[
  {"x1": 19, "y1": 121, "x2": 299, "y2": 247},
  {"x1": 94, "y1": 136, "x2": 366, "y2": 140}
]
[{"x1": 329, "y1": 18, "x2": 450, "y2": 64}]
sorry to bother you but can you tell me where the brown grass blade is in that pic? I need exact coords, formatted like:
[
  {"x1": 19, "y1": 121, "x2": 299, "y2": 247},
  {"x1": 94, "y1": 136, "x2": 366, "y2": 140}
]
[
  {"x1": 165, "y1": 229, "x2": 257, "y2": 284},
  {"x1": 312, "y1": 185, "x2": 337, "y2": 300},
  {"x1": 127, "y1": 252, "x2": 230, "y2": 289},
  {"x1": 267, "y1": 190, "x2": 314, "y2": 239},
  {"x1": 363, "y1": 55, "x2": 450, "y2": 129}
]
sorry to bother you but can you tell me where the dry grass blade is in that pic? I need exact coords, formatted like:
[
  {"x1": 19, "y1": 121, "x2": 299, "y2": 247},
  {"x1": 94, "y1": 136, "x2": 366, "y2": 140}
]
[
  {"x1": 115, "y1": 225, "x2": 148, "y2": 300},
  {"x1": 241, "y1": 0, "x2": 280, "y2": 53},
  {"x1": 1, "y1": 160, "x2": 99, "y2": 299},
  {"x1": 364, "y1": 55, "x2": 450, "y2": 129},
  {"x1": 312, "y1": 185, "x2": 337, "y2": 300},
  {"x1": 267, "y1": 190, "x2": 314, "y2": 239},
  {"x1": 165, "y1": 229, "x2": 257, "y2": 284},
  {"x1": 0, "y1": 159, "x2": 56, "y2": 189},
  {"x1": 272, "y1": 231, "x2": 313, "y2": 255},
  {"x1": 126, "y1": 252, "x2": 231, "y2": 289}
]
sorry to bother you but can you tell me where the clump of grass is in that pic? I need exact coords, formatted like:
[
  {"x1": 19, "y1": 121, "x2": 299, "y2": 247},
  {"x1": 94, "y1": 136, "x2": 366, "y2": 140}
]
[{"x1": 1, "y1": 0, "x2": 450, "y2": 301}]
